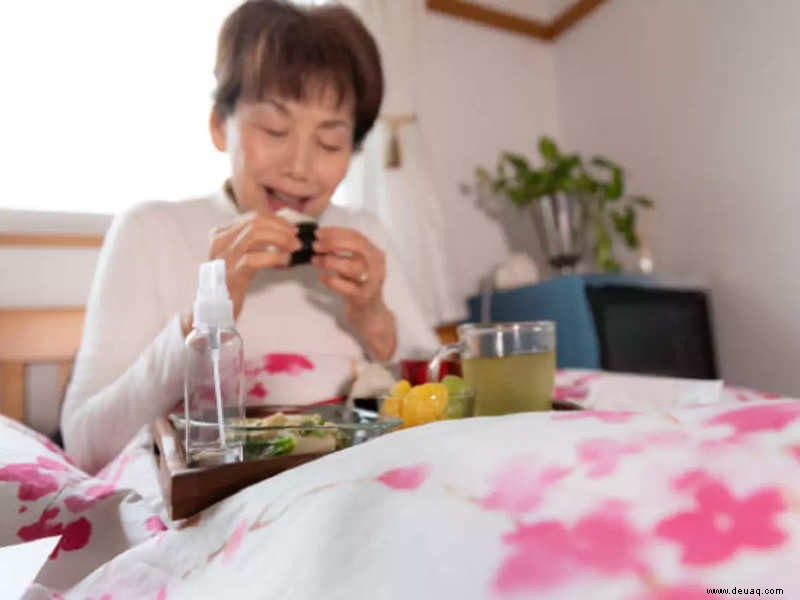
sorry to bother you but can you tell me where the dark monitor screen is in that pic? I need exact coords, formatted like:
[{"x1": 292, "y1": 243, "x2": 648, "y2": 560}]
[{"x1": 586, "y1": 285, "x2": 718, "y2": 379}]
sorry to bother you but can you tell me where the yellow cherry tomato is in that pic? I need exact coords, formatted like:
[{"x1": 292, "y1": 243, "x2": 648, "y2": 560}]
[
  {"x1": 380, "y1": 395, "x2": 402, "y2": 418},
  {"x1": 391, "y1": 379, "x2": 412, "y2": 397},
  {"x1": 401, "y1": 383, "x2": 448, "y2": 427}
]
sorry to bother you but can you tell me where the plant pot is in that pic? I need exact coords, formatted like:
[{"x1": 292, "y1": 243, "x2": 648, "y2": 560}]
[{"x1": 530, "y1": 193, "x2": 589, "y2": 274}]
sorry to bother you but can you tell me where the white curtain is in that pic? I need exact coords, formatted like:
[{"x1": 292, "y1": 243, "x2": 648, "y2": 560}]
[{"x1": 341, "y1": 0, "x2": 464, "y2": 326}]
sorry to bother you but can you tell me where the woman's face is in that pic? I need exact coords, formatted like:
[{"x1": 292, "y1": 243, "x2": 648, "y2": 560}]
[{"x1": 211, "y1": 85, "x2": 355, "y2": 218}]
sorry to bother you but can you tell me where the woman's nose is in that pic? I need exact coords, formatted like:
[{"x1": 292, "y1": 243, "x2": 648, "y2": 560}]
[{"x1": 284, "y1": 138, "x2": 313, "y2": 182}]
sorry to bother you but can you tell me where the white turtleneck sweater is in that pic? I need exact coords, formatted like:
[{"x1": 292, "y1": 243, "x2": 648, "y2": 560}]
[{"x1": 62, "y1": 189, "x2": 439, "y2": 473}]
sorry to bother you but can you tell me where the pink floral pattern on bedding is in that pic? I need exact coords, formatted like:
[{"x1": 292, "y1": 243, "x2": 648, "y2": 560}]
[
  {"x1": 376, "y1": 463, "x2": 430, "y2": 490},
  {"x1": 494, "y1": 502, "x2": 645, "y2": 594},
  {"x1": 707, "y1": 403, "x2": 800, "y2": 435},
  {"x1": 654, "y1": 471, "x2": 787, "y2": 565},
  {"x1": 9, "y1": 370, "x2": 800, "y2": 599},
  {"x1": 0, "y1": 417, "x2": 163, "y2": 595}
]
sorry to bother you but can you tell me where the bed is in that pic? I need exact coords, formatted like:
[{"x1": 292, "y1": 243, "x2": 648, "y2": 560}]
[{"x1": 3, "y1": 370, "x2": 799, "y2": 599}]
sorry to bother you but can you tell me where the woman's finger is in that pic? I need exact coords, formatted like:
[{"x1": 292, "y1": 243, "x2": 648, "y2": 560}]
[
  {"x1": 234, "y1": 249, "x2": 292, "y2": 274},
  {"x1": 312, "y1": 253, "x2": 370, "y2": 284},
  {"x1": 231, "y1": 222, "x2": 300, "y2": 255},
  {"x1": 209, "y1": 220, "x2": 250, "y2": 257},
  {"x1": 313, "y1": 226, "x2": 371, "y2": 257},
  {"x1": 318, "y1": 271, "x2": 364, "y2": 300},
  {"x1": 313, "y1": 227, "x2": 386, "y2": 279}
]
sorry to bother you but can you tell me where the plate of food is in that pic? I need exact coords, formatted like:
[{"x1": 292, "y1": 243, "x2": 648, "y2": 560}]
[
  {"x1": 155, "y1": 404, "x2": 401, "y2": 519},
  {"x1": 169, "y1": 403, "x2": 402, "y2": 461}
]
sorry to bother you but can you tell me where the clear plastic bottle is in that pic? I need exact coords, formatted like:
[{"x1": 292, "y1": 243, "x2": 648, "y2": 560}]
[{"x1": 184, "y1": 259, "x2": 244, "y2": 466}]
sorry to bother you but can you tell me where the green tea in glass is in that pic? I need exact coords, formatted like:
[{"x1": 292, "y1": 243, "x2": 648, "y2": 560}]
[{"x1": 428, "y1": 322, "x2": 556, "y2": 416}]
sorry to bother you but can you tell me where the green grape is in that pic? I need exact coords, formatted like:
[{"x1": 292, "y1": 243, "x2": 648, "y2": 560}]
[
  {"x1": 441, "y1": 375, "x2": 473, "y2": 419},
  {"x1": 441, "y1": 375, "x2": 472, "y2": 396}
]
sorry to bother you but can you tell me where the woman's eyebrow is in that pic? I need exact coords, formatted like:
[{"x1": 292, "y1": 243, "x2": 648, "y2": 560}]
[{"x1": 318, "y1": 119, "x2": 351, "y2": 130}]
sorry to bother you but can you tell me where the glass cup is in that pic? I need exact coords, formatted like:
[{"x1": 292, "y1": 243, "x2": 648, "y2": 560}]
[{"x1": 428, "y1": 321, "x2": 556, "y2": 416}]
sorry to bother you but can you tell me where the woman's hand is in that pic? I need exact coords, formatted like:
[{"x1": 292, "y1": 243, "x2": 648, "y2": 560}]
[
  {"x1": 181, "y1": 212, "x2": 300, "y2": 335},
  {"x1": 312, "y1": 227, "x2": 397, "y2": 360}
]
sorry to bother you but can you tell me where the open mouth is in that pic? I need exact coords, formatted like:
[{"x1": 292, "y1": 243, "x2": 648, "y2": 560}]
[{"x1": 264, "y1": 186, "x2": 312, "y2": 213}]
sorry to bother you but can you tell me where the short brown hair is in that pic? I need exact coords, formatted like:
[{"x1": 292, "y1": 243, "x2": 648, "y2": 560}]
[{"x1": 213, "y1": 0, "x2": 383, "y2": 146}]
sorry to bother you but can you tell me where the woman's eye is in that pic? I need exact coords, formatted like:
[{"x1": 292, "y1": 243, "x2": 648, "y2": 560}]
[
  {"x1": 319, "y1": 142, "x2": 343, "y2": 153},
  {"x1": 261, "y1": 127, "x2": 288, "y2": 138}
]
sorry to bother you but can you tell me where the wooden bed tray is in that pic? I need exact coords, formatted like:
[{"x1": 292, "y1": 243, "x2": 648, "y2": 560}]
[{"x1": 151, "y1": 417, "x2": 324, "y2": 520}]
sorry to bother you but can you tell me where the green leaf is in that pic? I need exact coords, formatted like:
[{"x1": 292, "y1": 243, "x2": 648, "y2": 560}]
[
  {"x1": 610, "y1": 207, "x2": 638, "y2": 249},
  {"x1": 501, "y1": 152, "x2": 531, "y2": 177},
  {"x1": 593, "y1": 213, "x2": 622, "y2": 273},
  {"x1": 539, "y1": 137, "x2": 559, "y2": 161},
  {"x1": 245, "y1": 432, "x2": 297, "y2": 460},
  {"x1": 560, "y1": 178, "x2": 578, "y2": 193},
  {"x1": 552, "y1": 155, "x2": 580, "y2": 181},
  {"x1": 591, "y1": 155, "x2": 619, "y2": 171},
  {"x1": 602, "y1": 258, "x2": 622, "y2": 273},
  {"x1": 576, "y1": 174, "x2": 598, "y2": 195},
  {"x1": 624, "y1": 208, "x2": 639, "y2": 248},
  {"x1": 603, "y1": 167, "x2": 624, "y2": 200},
  {"x1": 508, "y1": 186, "x2": 530, "y2": 206},
  {"x1": 632, "y1": 195, "x2": 654, "y2": 208}
]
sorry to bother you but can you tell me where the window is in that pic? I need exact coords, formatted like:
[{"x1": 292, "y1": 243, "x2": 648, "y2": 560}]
[{"x1": 0, "y1": 0, "x2": 337, "y2": 215}]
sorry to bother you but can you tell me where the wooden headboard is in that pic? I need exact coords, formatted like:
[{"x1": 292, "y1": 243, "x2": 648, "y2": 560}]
[
  {"x1": 0, "y1": 232, "x2": 99, "y2": 422},
  {"x1": 0, "y1": 308, "x2": 86, "y2": 422}
]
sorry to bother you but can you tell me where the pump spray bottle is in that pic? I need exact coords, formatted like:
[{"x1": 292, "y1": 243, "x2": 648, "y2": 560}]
[{"x1": 184, "y1": 259, "x2": 244, "y2": 466}]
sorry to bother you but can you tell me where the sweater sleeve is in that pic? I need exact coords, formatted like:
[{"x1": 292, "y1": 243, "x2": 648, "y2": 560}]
[{"x1": 61, "y1": 204, "x2": 187, "y2": 474}]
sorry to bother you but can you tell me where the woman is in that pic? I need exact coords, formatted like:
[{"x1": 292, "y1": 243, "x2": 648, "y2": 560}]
[{"x1": 62, "y1": 0, "x2": 438, "y2": 474}]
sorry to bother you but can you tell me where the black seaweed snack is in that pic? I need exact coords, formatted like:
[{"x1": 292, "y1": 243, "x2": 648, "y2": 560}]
[
  {"x1": 292, "y1": 222, "x2": 317, "y2": 265},
  {"x1": 277, "y1": 208, "x2": 318, "y2": 266}
]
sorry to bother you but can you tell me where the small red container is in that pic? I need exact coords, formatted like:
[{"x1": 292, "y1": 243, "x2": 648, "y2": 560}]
[{"x1": 400, "y1": 359, "x2": 461, "y2": 386}]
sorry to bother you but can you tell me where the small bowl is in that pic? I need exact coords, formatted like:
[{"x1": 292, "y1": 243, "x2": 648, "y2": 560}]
[{"x1": 379, "y1": 389, "x2": 475, "y2": 427}]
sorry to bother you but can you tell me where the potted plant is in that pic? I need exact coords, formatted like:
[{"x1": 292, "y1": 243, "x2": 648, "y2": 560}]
[{"x1": 476, "y1": 136, "x2": 654, "y2": 273}]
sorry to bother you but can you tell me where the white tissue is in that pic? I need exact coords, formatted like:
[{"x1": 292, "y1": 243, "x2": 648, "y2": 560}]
[
  {"x1": 276, "y1": 207, "x2": 316, "y2": 225},
  {"x1": 583, "y1": 373, "x2": 723, "y2": 412},
  {"x1": 493, "y1": 253, "x2": 540, "y2": 290}
]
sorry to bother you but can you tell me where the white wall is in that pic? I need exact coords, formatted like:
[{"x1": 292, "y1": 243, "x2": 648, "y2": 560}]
[
  {"x1": 554, "y1": 0, "x2": 800, "y2": 395},
  {"x1": 418, "y1": 10, "x2": 560, "y2": 303}
]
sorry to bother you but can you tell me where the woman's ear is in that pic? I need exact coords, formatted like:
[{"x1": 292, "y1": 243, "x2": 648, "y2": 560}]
[{"x1": 209, "y1": 107, "x2": 228, "y2": 152}]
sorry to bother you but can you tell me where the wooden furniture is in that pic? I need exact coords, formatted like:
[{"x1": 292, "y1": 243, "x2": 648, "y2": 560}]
[
  {"x1": 0, "y1": 233, "x2": 103, "y2": 248},
  {"x1": 435, "y1": 322, "x2": 459, "y2": 345},
  {"x1": 0, "y1": 231, "x2": 100, "y2": 423},
  {"x1": 151, "y1": 417, "x2": 324, "y2": 520},
  {"x1": 0, "y1": 307, "x2": 85, "y2": 422},
  {"x1": 426, "y1": 0, "x2": 608, "y2": 42}
]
